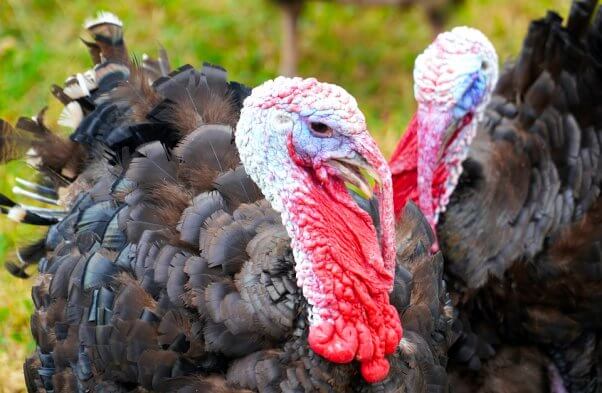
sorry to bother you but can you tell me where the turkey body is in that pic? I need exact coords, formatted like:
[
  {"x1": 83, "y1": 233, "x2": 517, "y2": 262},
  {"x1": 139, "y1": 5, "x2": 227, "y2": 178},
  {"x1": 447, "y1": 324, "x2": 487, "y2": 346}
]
[
  {"x1": 435, "y1": 2, "x2": 602, "y2": 391},
  {"x1": 2, "y1": 15, "x2": 452, "y2": 393}
]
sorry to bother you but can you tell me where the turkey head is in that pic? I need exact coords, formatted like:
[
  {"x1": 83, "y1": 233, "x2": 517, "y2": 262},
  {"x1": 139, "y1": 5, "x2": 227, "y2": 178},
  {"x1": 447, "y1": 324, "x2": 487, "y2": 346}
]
[
  {"x1": 390, "y1": 27, "x2": 498, "y2": 232},
  {"x1": 236, "y1": 77, "x2": 400, "y2": 383}
]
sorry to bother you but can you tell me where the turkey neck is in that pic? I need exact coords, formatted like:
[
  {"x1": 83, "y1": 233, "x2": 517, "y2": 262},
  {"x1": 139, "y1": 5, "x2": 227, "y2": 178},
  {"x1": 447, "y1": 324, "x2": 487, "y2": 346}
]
[{"x1": 237, "y1": 122, "x2": 401, "y2": 382}]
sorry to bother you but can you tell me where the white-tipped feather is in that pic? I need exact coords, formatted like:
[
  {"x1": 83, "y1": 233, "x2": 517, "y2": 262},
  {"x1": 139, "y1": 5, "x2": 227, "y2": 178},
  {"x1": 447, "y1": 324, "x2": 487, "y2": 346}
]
[
  {"x1": 63, "y1": 70, "x2": 97, "y2": 99},
  {"x1": 25, "y1": 148, "x2": 42, "y2": 169},
  {"x1": 16, "y1": 249, "x2": 27, "y2": 264},
  {"x1": 76, "y1": 73, "x2": 91, "y2": 96},
  {"x1": 398, "y1": 337, "x2": 417, "y2": 356},
  {"x1": 63, "y1": 84, "x2": 86, "y2": 99},
  {"x1": 20, "y1": 205, "x2": 64, "y2": 214},
  {"x1": 84, "y1": 11, "x2": 123, "y2": 29},
  {"x1": 7, "y1": 207, "x2": 26, "y2": 223},
  {"x1": 61, "y1": 167, "x2": 77, "y2": 179},
  {"x1": 83, "y1": 69, "x2": 97, "y2": 87},
  {"x1": 15, "y1": 178, "x2": 55, "y2": 195},
  {"x1": 12, "y1": 186, "x2": 59, "y2": 205},
  {"x1": 58, "y1": 101, "x2": 84, "y2": 130},
  {"x1": 444, "y1": 304, "x2": 454, "y2": 319}
]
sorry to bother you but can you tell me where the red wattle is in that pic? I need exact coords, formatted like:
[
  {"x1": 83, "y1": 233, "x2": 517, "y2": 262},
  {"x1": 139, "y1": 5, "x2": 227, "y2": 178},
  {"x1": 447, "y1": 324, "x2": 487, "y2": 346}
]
[
  {"x1": 288, "y1": 175, "x2": 402, "y2": 382},
  {"x1": 390, "y1": 112, "x2": 449, "y2": 222},
  {"x1": 308, "y1": 320, "x2": 357, "y2": 363},
  {"x1": 361, "y1": 358, "x2": 391, "y2": 383},
  {"x1": 385, "y1": 317, "x2": 403, "y2": 354}
]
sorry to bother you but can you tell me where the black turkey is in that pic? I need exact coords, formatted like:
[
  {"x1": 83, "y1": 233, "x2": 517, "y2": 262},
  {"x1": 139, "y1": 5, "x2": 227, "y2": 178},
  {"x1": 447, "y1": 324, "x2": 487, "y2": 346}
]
[
  {"x1": 390, "y1": 1, "x2": 602, "y2": 391},
  {"x1": 0, "y1": 12, "x2": 451, "y2": 392}
]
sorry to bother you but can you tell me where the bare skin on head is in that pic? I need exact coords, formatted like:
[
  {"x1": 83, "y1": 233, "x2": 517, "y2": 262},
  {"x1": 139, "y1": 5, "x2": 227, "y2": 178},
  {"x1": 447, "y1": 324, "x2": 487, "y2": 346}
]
[
  {"x1": 390, "y1": 27, "x2": 499, "y2": 237},
  {"x1": 236, "y1": 76, "x2": 400, "y2": 382}
]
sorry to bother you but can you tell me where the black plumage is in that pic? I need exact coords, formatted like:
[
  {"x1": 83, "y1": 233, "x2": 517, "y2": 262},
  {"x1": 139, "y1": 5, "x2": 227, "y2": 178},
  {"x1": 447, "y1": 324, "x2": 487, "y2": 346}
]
[
  {"x1": 438, "y1": 2, "x2": 602, "y2": 391},
  {"x1": 1, "y1": 12, "x2": 451, "y2": 393}
]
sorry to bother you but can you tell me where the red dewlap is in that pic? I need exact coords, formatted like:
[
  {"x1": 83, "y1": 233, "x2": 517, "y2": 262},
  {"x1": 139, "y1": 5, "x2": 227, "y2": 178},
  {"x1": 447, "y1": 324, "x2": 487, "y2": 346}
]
[
  {"x1": 390, "y1": 114, "x2": 420, "y2": 219},
  {"x1": 308, "y1": 322, "x2": 393, "y2": 382},
  {"x1": 289, "y1": 178, "x2": 402, "y2": 382},
  {"x1": 390, "y1": 113, "x2": 448, "y2": 221}
]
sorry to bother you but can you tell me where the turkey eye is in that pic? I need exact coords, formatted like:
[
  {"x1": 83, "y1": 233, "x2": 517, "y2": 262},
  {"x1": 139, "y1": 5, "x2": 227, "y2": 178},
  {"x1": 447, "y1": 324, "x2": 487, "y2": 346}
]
[
  {"x1": 481, "y1": 60, "x2": 489, "y2": 70},
  {"x1": 309, "y1": 122, "x2": 333, "y2": 137}
]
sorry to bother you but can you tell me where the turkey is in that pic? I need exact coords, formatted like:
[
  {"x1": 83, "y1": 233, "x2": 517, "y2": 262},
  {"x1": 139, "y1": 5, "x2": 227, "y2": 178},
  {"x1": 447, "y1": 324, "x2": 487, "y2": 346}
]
[
  {"x1": 389, "y1": 0, "x2": 602, "y2": 391},
  {"x1": 0, "y1": 12, "x2": 451, "y2": 392}
]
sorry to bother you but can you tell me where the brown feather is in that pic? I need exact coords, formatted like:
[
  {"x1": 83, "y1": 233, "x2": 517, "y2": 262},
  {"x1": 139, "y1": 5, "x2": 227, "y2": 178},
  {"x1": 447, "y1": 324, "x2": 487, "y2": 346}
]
[
  {"x1": 114, "y1": 272, "x2": 157, "y2": 311},
  {"x1": 110, "y1": 65, "x2": 162, "y2": 123},
  {"x1": 548, "y1": 198, "x2": 602, "y2": 266},
  {"x1": 6, "y1": 109, "x2": 88, "y2": 179},
  {"x1": 449, "y1": 346, "x2": 550, "y2": 393},
  {"x1": 86, "y1": 20, "x2": 128, "y2": 64},
  {"x1": 165, "y1": 88, "x2": 240, "y2": 136}
]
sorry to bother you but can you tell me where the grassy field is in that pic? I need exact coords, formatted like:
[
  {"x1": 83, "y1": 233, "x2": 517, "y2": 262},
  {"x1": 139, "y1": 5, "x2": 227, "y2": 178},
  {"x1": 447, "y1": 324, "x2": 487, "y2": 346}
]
[{"x1": 0, "y1": 0, "x2": 567, "y2": 391}]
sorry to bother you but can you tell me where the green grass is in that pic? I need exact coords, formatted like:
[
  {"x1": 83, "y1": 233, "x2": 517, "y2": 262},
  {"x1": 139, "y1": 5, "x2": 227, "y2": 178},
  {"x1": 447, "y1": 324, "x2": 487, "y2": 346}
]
[{"x1": 0, "y1": 0, "x2": 568, "y2": 391}]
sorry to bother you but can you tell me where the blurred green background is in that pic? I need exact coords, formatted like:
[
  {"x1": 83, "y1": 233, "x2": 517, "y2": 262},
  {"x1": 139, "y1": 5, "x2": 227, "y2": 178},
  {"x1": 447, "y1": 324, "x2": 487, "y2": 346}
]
[{"x1": 0, "y1": 0, "x2": 567, "y2": 391}]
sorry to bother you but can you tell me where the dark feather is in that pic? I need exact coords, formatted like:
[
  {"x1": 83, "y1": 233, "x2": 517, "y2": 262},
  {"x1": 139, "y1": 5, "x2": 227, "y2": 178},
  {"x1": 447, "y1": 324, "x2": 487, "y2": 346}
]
[
  {"x1": 437, "y1": 2, "x2": 602, "y2": 388},
  {"x1": 6, "y1": 12, "x2": 452, "y2": 393}
]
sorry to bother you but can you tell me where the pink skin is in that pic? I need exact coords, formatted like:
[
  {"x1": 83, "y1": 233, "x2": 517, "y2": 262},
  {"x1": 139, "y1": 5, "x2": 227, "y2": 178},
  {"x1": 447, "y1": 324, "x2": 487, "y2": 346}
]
[
  {"x1": 237, "y1": 77, "x2": 400, "y2": 382},
  {"x1": 287, "y1": 170, "x2": 401, "y2": 381},
  {"x1": 390, "y1": 110, "x2": 456, "y2": 252},
  {"x1": 286, "y1": 125, "x2": 401, "y2": 382},
  {"x1": 416, "y1": 108, "x2": 453, "y2": 251},
  {"x1": 391, "y1": 27, "x2": 498, "y2": 249},
  {"x1": 392, "y1": 107, "x2": 474, "y2": 253}
]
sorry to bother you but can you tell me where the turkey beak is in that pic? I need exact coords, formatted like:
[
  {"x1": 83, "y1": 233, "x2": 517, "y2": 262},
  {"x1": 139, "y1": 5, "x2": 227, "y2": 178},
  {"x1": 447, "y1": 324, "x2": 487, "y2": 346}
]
[{"x1": 328, "y1": 152, "x2": 382, "y2": 200}]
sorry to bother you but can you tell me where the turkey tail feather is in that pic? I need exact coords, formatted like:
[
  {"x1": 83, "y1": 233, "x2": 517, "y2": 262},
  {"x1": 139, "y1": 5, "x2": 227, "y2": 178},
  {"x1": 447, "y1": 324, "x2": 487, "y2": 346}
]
[
  {"x1": 0, "y1": 10, "x2": 453, "y2": 393},
  {"x1": 84, "y1": 11, "x2": 128, "y2": 65}
]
